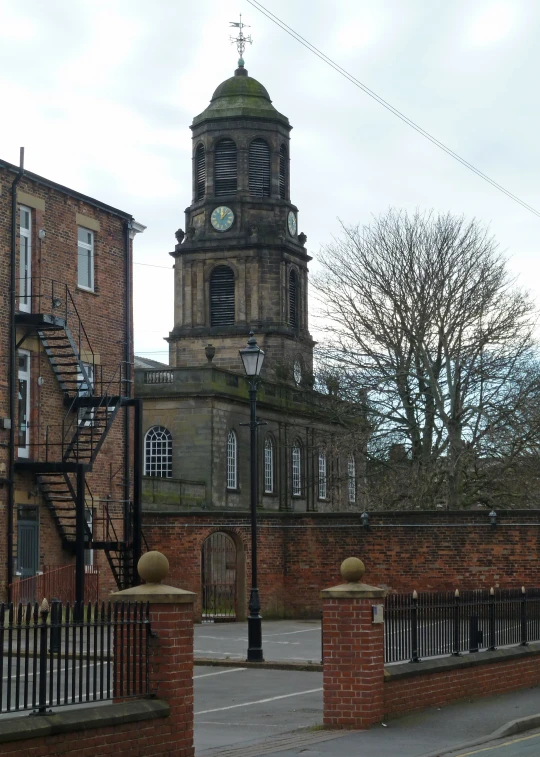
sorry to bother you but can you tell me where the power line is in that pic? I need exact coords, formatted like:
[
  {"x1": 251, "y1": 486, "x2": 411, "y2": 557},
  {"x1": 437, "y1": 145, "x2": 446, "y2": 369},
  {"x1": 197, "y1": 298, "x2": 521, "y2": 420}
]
[
  {"x1": 134, "y1": 262, "x2": 172, "y2": 269},
  {"x1": 247, "y1": 0, "x2": 540, "y2": 219}
]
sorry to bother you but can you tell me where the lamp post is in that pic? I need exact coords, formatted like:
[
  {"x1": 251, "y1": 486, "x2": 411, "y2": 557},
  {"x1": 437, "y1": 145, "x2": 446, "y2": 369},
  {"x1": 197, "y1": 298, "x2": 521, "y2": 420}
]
[{"x1": 239, "y1": 331, "x2": 265, "y2": 662}]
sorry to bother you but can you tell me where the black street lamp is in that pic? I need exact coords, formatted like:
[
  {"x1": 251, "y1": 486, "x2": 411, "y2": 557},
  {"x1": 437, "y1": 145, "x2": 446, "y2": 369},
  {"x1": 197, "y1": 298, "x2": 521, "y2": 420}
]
[{"x1": 239, "y1": 331, "x2": 265, "y2": 662}]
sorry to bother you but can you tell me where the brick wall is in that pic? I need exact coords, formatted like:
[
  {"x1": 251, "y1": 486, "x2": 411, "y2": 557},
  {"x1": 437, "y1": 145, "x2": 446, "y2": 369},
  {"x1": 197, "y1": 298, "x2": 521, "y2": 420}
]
[
  {"x1": 384, "y1": 647, "x2": 540, "y2": 719},
  {"x1": 143, "y1": 510, "x2": 540, "y2": 620}
]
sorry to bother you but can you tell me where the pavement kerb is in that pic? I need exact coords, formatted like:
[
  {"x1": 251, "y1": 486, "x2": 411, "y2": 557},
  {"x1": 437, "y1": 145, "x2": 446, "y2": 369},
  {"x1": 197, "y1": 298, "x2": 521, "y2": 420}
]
[
  {"x1": 421, "y1": 711, "x2": 540, "y2": 757},
  {"x1": 194, "y1": 657, "x2": 323, "y2": 672}
]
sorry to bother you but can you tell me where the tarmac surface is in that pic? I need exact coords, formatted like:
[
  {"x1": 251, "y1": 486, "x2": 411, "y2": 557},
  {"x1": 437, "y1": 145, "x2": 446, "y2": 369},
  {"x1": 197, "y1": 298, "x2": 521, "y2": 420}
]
[{"x1": 194, "y1": 620, "x2": 540, "y2": 757}]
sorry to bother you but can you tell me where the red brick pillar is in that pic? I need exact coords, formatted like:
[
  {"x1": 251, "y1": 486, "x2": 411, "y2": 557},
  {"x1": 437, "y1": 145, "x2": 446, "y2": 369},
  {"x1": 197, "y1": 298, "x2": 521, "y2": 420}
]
[
  {"x1": 321, "y1": 557, "x2": 386, "y2": 729},
  {"x1": 112, "y1": 551, "x2": 196, "y2": 757}
]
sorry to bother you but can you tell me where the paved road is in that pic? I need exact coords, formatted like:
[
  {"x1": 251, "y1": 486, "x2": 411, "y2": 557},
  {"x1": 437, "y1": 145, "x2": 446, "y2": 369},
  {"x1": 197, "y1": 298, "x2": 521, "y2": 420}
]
[
  {"x1": 440, "y1": 728, "x2": 540, "y2": 756},
  {"x1": 195, "y1": 620, "x2": 321, "y2": 663}
]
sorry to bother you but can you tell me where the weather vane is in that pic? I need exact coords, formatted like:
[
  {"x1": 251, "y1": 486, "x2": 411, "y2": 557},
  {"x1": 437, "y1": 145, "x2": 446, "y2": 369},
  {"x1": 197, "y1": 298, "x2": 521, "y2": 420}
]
[{"x1": 229, "y1": 14, "x2": 252, "y2": 66}]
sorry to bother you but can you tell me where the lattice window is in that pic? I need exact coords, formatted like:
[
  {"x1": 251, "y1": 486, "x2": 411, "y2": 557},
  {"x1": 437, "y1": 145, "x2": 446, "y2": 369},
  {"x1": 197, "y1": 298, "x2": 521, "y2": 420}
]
[
  {"x1": 210, "y1": 265, "x2": 235, "y2": 326},
  {"x1": 289, "y1": 269, "x2": 298, "y2": 328},
  {"x1": 214, "y1": 138, "x2": 237, "y2": 197},
  {"x1": 195, "y1": 144, "x2": 206, "y2": 200},
  {"x1": 318, "y1": 450, "x2": 327, "y2": 500},
  {"x1": 249, "y1": 138, "x2": 271, "y2": 197},
  {"x1": 264, "y1": 437, "x2": 274, "y2": 494},
  {"x1": 292, "y1": 441, "x2": 302, "y2": 496},
  {"x1": 227, "y1": 430, "x2": 238, "y2": 489},
  {"x1": 279, "y1": 144, "x2": 287, "y2": 200},
  {"x1": 348, "y1": 454, "x2": 356, "y2": 504},
  {"x1": 144, "y1": 426, "x2": 172, "y2": 478}
]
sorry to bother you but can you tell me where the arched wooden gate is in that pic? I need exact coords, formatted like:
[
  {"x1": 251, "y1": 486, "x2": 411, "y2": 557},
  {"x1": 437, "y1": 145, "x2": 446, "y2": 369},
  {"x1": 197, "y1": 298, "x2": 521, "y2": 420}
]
[{"x1": 201, "y1": 532, "x2": 237, "y2": 621}]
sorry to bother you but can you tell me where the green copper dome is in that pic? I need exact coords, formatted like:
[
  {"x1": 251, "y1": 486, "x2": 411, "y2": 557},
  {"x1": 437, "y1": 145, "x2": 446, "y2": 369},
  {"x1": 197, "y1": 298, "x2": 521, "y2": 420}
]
[{"x1": 192, "y1": 66, "x2": 289, "y2": 127}]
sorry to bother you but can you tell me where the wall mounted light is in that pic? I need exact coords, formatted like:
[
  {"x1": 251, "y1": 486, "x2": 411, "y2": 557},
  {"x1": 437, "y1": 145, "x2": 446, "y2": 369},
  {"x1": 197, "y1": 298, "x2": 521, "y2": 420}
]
[
  {"x1": 361, "y1": 511, "x2": 370, "y2": 530},
  {"x1": 489, "y1": 509, "x2": 497, "y2": 527}
]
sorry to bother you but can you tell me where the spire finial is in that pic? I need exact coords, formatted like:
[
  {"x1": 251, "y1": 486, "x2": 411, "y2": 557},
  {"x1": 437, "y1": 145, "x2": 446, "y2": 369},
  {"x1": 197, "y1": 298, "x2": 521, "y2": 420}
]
[{"x1": 229, "y1": 14, "x2": 252, "y2": 68}]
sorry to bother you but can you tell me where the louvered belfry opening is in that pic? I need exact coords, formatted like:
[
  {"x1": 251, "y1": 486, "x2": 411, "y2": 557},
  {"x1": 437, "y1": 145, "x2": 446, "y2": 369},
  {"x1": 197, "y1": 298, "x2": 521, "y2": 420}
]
[
  {"x1": 214, "y1": 138, "x2": 237, "y2": 197},
  {"x1": 210, "y1": 265, "x2": 235, "y2": 326},
  {"x1": 249, "y1": 138, "x2": 271, "y2": 197},
  {"x1": 289, "y1": 269, "x2": 298, "y2": 328},
  {"x1": 195, "y1": 144, "x2": 206, "y2": 200},
  {"x1": 279, "y1": 144, "x2": 288, "y2": 200}
]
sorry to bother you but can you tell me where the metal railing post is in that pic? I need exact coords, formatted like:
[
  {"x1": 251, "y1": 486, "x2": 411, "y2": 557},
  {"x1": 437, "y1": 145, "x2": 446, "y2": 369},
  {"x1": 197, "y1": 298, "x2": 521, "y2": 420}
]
[
  {"x1": 410, "y1": 590, "x2": 420, "y2": 663},
  {"x1": 488, "y1": 587, "x2": 496, "y2": 650},
  {"x1": 452, "y1": 589, "x2": 461, "y2": 656},
  {"x1": 36, "y1": 599, "x2": 49, "y2": 714},
  {"x1": 521, "y1": 586, "x2": 528, "y2": 646}
]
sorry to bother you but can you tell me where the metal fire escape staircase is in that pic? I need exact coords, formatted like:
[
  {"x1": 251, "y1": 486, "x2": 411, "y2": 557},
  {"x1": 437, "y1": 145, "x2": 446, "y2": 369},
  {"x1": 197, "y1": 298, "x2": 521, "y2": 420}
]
[{"x1": 14, "y1": 279, "x2": 140, "y2": 590}]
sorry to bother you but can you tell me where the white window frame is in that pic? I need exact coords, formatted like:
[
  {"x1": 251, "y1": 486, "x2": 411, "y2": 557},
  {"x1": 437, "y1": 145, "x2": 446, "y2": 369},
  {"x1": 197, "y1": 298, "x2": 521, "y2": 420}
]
[
  {"x1": 348, "y1": 454, "x2": 356, "y2": 504},
  {"x1": 227, "y1": 430, "x2": 238, "y2": 490},
  {"x1": 144, "y1": 426, "x2": 172, "y2": 478},
  {"x1": 318, "y1": 450, "x2": 327, "y2": 500},
  {"x1": 17, "y1": 350, "x2": 31, "y2": 458},
  {"x1": 292, "y1": 442, "x2": 302, "y2": 497},
  {"x1": 84, "y1": 507, "x2": 94, "y2": 567},
  {"x1": 77, "y1": 362, "x2": 95, "y2": 426},
  {"x1": 19, "y1": 206, "x2": 32, "y2": 312},
  {"x1": 78, "y1": 226, "x2": 94, "y2": 291},
  {"x1": 264, "y1": 437, "x2": 274, "y2": 494}
]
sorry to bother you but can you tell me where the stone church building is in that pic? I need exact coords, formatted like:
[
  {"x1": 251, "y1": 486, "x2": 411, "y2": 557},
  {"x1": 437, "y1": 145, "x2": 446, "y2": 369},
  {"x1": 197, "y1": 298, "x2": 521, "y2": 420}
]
[{"x1": 135, "y1": 60, "x2": 367, "y2": 516}]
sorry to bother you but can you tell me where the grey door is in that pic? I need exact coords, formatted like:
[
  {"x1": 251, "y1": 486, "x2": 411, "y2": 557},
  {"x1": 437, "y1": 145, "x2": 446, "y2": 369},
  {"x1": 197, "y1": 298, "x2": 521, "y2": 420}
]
[{"x1": 17, "y1": 506, "x2": 39, "y2": 579}]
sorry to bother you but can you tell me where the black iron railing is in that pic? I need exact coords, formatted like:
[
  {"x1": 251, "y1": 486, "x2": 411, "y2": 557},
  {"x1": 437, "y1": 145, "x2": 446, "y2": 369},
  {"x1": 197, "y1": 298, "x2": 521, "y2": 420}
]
[
  {"x1": 0, "y1": 600, "x2": 150, "y2": 714},
  {"x1": 385, "y1": 588, "x2": 540, "y2": 664}
]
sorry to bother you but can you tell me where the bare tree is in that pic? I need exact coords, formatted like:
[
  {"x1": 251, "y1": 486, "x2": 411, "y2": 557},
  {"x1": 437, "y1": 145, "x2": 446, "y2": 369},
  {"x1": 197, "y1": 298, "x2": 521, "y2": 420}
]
[{"x1": 313, "y1": 209, "x2": 539, "y2": 509}]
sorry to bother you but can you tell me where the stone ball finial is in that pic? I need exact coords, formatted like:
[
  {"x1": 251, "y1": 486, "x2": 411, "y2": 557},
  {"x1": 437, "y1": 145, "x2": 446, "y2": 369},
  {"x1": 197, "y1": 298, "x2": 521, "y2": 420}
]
[
  {"x1": 340, "y1": 557, "x2": 365, "y2": 584},
  {"x1": 138, "y1": 551, "x2": 169, "y2": 584}
]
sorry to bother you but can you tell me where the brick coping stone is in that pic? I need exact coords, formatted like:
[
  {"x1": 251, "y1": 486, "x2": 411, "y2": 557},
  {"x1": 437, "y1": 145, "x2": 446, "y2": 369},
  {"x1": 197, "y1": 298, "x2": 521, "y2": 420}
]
[
  {"x1": 0, "y1": 699, "x2": 169, "y2": 744},
  {"x1": 385, "y1": 640, "x2": 540, "y2": 681}
]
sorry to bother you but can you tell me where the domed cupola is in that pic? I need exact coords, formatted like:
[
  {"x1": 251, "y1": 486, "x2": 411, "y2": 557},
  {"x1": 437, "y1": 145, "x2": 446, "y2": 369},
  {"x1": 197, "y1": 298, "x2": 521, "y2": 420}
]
[{"x1": 192, "y1": 62, "x2": 289, "y2": 127}]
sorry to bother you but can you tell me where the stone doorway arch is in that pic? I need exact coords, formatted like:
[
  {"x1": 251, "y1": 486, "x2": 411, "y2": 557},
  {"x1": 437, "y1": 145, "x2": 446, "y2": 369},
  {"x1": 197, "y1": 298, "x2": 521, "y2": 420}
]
[{"x1": 201, "y1": 531, "x2": 245, "y2": 621}]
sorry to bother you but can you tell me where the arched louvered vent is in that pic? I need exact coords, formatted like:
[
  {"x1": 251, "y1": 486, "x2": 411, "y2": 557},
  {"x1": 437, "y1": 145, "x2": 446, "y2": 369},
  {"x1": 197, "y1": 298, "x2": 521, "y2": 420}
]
[
  {"x1": 249, "y1": 138, "x2": 271, "y2": 197},
  {"x1": 195, "y1": 144, "x2": 205, "y2": 200},
  {"x1": 214, "y1": 139, "x2": 237, "y2": 197},
  {"x1": 289, "y1": 269, "x2": 298, "y2": 328},
  {"x1": 279, "y1": 144, "x2": 287, "y2": 200},
  {"x1": 210, "y1": 265, "x2": 235, "y2": 326}
]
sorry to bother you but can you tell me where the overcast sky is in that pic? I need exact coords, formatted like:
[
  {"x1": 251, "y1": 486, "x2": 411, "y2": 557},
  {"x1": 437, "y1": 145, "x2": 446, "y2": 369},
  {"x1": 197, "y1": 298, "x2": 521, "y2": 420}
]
[{"x1": 2, "y1": 0, "x2": 539, "y2": 362}]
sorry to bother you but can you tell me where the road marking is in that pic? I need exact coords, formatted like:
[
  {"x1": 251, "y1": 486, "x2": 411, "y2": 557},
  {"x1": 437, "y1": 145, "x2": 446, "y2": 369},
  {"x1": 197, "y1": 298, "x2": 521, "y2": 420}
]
[
  {"x1": 263, "y1": 629, "x2": 319, "y2": 637},
  {"x1": 196, "y1": 721, "x2": 281, "y2": 727},
  {"x1": 195, "y1": 687, "x2": 323, "y2": 715},
  {"x1": 454, "y1": 730, "x2": 540, "y2": 755},
  {"x1": 194, "y1": 668, "x2": 246, "y2": 679}
]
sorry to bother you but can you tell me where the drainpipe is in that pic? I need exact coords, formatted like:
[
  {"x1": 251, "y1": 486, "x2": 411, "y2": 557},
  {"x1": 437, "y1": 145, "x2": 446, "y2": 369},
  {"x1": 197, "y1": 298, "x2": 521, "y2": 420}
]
[
  {"x1": 123, "y1": 220, "x2": 132, "y2": 557},
  {"x1": 8, "y1": 148, "x2": 25, "y2": 601}
]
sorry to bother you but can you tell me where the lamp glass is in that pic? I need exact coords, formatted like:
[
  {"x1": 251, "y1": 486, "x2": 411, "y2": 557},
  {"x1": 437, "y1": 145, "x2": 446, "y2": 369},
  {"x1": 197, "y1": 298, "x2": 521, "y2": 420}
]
[{"x1": 240, "y1": 345, "x2": 265, "y2": 377}]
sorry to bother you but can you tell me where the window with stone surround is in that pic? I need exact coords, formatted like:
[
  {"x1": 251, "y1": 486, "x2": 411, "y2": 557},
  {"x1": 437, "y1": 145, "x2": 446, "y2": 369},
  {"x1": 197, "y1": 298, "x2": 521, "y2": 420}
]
[
  {"x1": 264, "y1": 436, "x2": 274, "y2": 494},
  {"x1": 227, "y1": 430, "x2": 238, "y2": 490},
  {"x1": 279, "y1": 144, "x2": 288, "y2": 200},
  {"x1": 292, "y1": 440, "x2": 302, "y2": 496},
  {"x1": 214, "y1": 138, "x2": 237, "y2": 196},
  {"x1": 210, "y1": 265, "x2": 235, "y2": 326},
  {"x1": 77, "y1": 227, "x2": 94, "y2": 290},
  {"x1": 249, "y1": 138, "x2": 271, "y2": 197},
  {"x1": 348, "y1": 454, "x2": 356, "y2": 504},
  {"x1": 195, "y1": 144, "x2": 206, "y2": 201},
  {"x1": 144, "y1": 426, "x2": 172, "y2": 478},
  {"x1": 289, "y1": 269, "x2": 298, "y2": 328},
  {"x1": 318, "y1": 450, "x2": 327, "y2": 500}
]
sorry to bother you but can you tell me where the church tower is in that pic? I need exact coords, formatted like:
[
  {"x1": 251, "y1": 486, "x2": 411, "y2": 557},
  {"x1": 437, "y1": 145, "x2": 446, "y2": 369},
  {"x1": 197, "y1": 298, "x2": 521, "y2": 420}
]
[{"x1": 168, "y1": 56, "x2": 314, "y2": 385}]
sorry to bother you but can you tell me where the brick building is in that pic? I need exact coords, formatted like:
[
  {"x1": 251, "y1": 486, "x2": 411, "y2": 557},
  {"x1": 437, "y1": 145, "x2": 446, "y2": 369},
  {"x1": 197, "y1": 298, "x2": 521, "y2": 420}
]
[
  {"x1": 0, "y1": 153, "x2": 144, "y2": 601},
  {"x1": 136, "y1": 61, "x2": 368, "y2": 618}
]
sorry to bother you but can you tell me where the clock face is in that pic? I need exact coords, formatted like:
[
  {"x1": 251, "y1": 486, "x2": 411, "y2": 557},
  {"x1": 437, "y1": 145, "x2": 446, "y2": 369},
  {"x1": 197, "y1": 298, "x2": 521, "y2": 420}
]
[
  {"x1": 287, "y1": 211, "x2": 297, "y2": 237},
  {"x1": 293, "y1": 360, "x2": 302, "y2": 385},
  {"x1": 211, "y1": 206, "x2": 234, "y2": 232}
]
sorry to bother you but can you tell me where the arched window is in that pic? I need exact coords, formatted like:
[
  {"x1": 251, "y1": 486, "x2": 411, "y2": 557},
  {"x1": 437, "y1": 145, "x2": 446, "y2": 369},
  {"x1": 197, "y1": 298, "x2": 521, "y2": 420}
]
[
  {"x1": 292, "y1": 440, "x2": 302, "y2": 496},
  {"x1": 348, "y1": 454, "x2": 356, "y2": 504},
  {"x1": 249, "y1": 138, "x2": 271, "y2": 197},
  {"x1": 214, "y1": 138, "x2": 237, "y2": 197},
  {"x1": 264, "y1": 437, "x2": 274, "y2": 494},
  {"x1": 279, "y1": 144, "x2": 288, "y2": 200},
  {"x1": 227, "y1": 430, "x2": 238, "y2": 489},
  {"x1": 289, "y1": 269, "x2": 298, "y2": 328},
  {"x1": 210, "y1": 265, "x2": 235, "y2": 326},
  {"x1": 318, "y1": 450, "x2": 327, "y2": 500},
  {"x1": 195, "y1": 144, "x2": 205, "y2": 201},
  {"x1": 144, "y1": 426, "x2": 172, "y2": 478}
]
